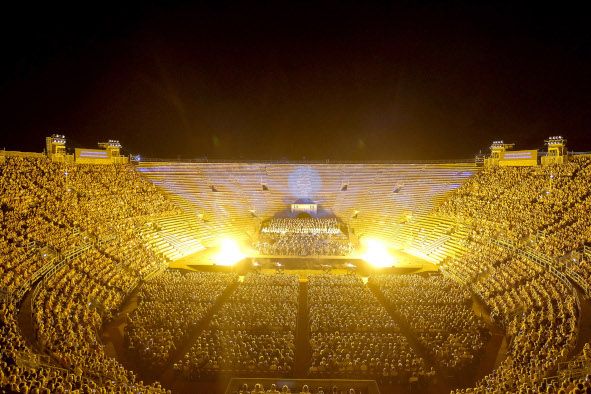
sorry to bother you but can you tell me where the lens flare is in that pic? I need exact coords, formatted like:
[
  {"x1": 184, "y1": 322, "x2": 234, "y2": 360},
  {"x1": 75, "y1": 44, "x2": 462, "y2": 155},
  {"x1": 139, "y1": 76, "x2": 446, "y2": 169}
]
[
  {"x1": 213, "y1": 238, "x2": 245, "y2": 266},
  {"x1": 361, "y1": 238, "x2": 396, "y2": 268}
]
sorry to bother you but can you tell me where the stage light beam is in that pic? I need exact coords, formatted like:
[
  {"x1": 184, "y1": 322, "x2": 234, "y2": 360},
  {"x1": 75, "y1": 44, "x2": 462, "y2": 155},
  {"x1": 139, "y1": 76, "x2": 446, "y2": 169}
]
[
  {"x1": 361, "y1": 238, "x2": 396, "y2": 268},
  {"x1": 213, "y1": 238, "x2": 245, "y2": 266}
]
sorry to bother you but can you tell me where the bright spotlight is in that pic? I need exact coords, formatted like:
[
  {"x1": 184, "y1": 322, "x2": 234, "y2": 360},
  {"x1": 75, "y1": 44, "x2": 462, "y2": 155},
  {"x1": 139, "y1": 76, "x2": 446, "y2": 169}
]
[
  {"x1": 213, "y1": 238, "x2": 245, "y2": 266},
  {"x1": 361, "y1": 238, "x2": 395, "y2": 268}
]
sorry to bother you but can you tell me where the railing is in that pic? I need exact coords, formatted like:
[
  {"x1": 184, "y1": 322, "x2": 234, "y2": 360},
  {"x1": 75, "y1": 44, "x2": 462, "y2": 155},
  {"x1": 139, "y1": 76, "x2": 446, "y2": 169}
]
[
  {"x1": 495, "y1": 237, "x2": 591, "y2": 300},
  {"x1": 94, "y1": 233, "x2": 165, "y2": 282},
  {"x1": 442, "y1": 236, "x2": 582, "y2": 327},
  {"x1": 437, "y1": 213, "x2": 591, "y2": 299},
  {"x1": 97, "y1": 233, "x2": 117, "y2": 245},
  {"x1": 492, "y1": 238, "x2": 581, "y2": 308},
  {"x1": 17, "y1": 346, "x2": 155, "y2": 389},
  {"x1": 14, "y1": 350, "x2": 54, "y2": 369},
  {"x1": 0, "y1": 246, "x2": 60, "y2": 304},
  {"x1": 540, "y1": 357, "x2": 591, "y2": 387},
  {"x1": 142, "y1": 265, "x2": 166, "y2": 281},
  {"x1": 421, "y1": 234, "x2": 451, "y2": 255},
  {"x1": 31, "y1": 243, "x2": 93, "y2": 313},
  {"x1": 562, "y1": 258, "x2": 591, "y2": 297},
  {"x1": 29, "y1": 232, "x2": 160, "y2": 315}
]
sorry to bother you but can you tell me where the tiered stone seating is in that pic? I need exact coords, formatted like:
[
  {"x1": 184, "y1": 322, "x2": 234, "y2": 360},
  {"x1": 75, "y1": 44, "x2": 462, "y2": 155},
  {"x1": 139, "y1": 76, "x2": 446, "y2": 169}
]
[
  {"x1": 140, "y1": 213, "x2": 208, "y2": 260},
  {"x1": 136, "y1": 162, "x2": 478, "y2": 249},
  {"x1": 387, "y1": 215, "x2": 471, "y2": 264},
  {"x1": 8, "y1": 145, "x2": 591, "y2": 394},
  {"x1": 434, "y1": 156, "x2": 591, "y2": 393}
]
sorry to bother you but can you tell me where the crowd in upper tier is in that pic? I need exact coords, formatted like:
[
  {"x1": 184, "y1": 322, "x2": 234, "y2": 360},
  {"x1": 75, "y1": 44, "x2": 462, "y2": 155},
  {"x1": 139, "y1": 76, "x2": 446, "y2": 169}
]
[
  {"x1": 175, "y1": 274, "x2": 299, "y2": 378},
  {"x1": 126, "y1": 271, "x2": 237, "y2": 369},
  {"x1": 437, "y1": 156, "x2": 591, "y2": 261},
  {"x1": 307, "y1": 275, "x2": 430, "y2": 383},
  {"x1": 257, "y1": 218, "x2": 352, "y2": 256},
  {"x1": 0, "y1": 156, "x2": 180, "y2": 392},
  {"x1": 0, "y1": 157, "x2": 178, "y2": 299},
  {"x1": 370, "y1": 274, "x2": 488, "y2": 372},
  {"x1": 431, "y1": 156, "x2": 591, "y2": 392}
]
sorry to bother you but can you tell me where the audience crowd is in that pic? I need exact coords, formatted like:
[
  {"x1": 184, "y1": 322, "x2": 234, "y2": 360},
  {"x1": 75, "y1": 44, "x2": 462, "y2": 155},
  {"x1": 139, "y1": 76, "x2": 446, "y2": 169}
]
[
  {"x1": 262, "y1": 218, "x2": 343, "y2": 235},
  {"x1": 442, "y1": 235, "x2": 578, "y2": 393},
  {"x1": 0, "y1": 156, "x2": 180, "y2": 392},
  {"x1": 126, "y1": 271, "x2": 237, "y2": 369},
  {"x1": 1, "y1": 297, "x2": 167, "y2": 393},
  {"x1": 370, "y1": 274, "x2": 488, "y2": 372},
  {"x1": 437, "y1": 156, "x2": 591, "y2": 287},
  {"x1": 307, "y1": 275, "x2": 427, "y2": 382},
  {"x1": 175, "y1": 274, "x2": 299, "y2": 378},
  {"x1": 432, "y1": 156, "x2": 591, "y2": 391}
]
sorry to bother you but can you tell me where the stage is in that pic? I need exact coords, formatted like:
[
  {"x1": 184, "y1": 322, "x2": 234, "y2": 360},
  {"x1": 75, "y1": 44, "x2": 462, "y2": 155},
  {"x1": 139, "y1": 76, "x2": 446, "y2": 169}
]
[{"x1": 168, "y1": 246, "x2": 439, "y2": 275}]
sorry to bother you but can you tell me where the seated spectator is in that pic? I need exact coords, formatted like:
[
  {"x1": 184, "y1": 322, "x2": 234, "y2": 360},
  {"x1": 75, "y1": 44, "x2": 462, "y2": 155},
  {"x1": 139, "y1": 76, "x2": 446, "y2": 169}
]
[
  {"x1": 307, "y1": 274, "x2": 427, "y2": 380},
  {"x1": 176, "y1": 274, "x2": 299, "y2": 378},
  {"x1": 126, "y1": 270, "x2": 237, "y2": 368}
]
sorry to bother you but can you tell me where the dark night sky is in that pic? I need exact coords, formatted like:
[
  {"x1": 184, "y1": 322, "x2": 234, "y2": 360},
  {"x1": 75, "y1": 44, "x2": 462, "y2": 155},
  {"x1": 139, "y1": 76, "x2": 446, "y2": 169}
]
[{"x1": 1, "y1": 2, "x2": 590, "y2": 160}]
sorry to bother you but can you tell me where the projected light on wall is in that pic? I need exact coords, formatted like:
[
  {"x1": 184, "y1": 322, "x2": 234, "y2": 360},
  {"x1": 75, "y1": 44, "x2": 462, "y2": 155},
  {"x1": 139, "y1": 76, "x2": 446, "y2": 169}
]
[{"x1": 288, "y1": 165, "x2": 323, "y2": 200}]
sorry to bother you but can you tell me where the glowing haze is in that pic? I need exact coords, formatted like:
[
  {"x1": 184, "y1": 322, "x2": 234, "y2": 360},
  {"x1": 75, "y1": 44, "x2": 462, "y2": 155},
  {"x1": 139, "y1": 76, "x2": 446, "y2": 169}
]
[
  {"x1": 213, "y1": 238, "x2": 246, "y2": 266},
  {"x1": 360, "y1": 238, "x2": 396, "y2": 268}
]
